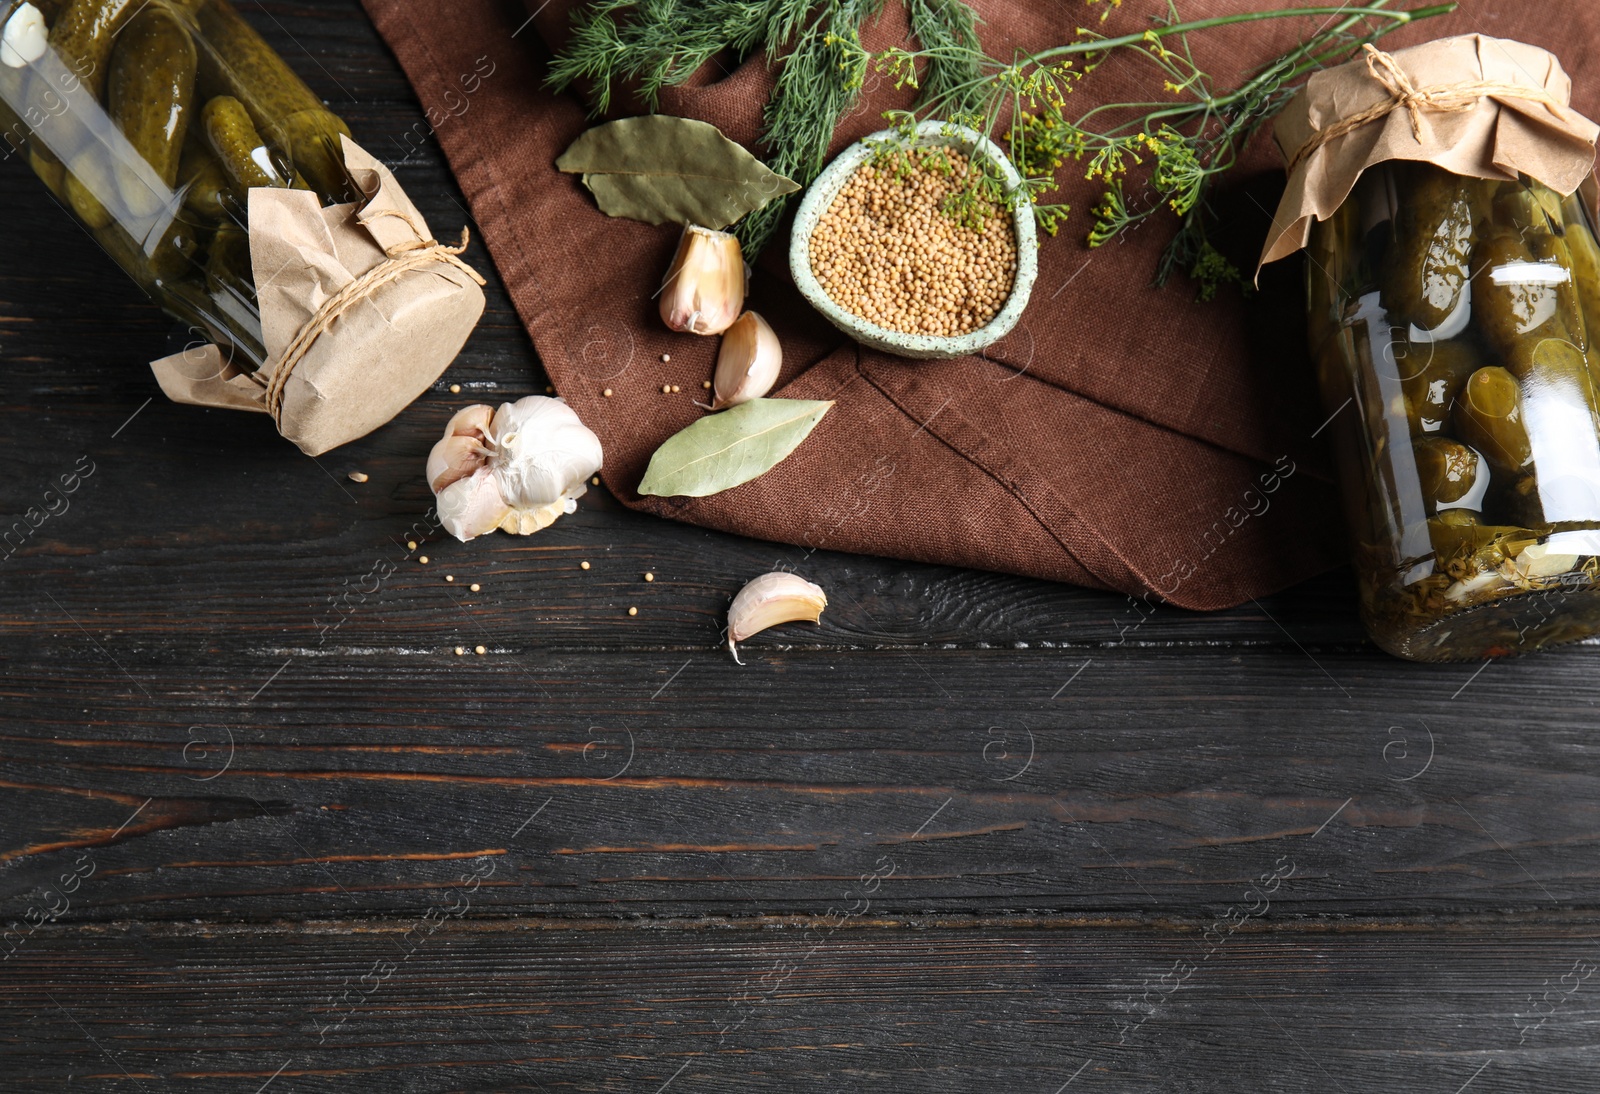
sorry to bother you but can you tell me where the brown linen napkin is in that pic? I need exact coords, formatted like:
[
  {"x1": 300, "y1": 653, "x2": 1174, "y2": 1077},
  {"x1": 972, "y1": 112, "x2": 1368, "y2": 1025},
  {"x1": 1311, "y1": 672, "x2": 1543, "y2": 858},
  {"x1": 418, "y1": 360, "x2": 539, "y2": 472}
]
[{"x1": 356, "y1": 0, "x2": 1599, "y2": 610}]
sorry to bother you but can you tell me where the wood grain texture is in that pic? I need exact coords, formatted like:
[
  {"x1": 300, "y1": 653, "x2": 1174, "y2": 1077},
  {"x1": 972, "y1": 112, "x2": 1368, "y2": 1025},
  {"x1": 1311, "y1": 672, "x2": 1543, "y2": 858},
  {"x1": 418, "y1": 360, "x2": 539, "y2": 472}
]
[
  {"x1": 4, "y1": 916, "x2": 1598, "y2": 1092},
  {"x1": 3, "y1": 0, "x2": 1600, "y2": 1088},
  {"x1": 0, "y1": 646, "x2": 1595, "y2": 918}
]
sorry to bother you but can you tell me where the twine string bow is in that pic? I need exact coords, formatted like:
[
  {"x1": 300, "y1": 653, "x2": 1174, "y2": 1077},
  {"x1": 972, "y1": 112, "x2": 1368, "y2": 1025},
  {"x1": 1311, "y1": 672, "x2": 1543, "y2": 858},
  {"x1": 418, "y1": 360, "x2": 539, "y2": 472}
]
[{"x1": 1287, "y1": 43, "x2": 1564, "y2": 173}]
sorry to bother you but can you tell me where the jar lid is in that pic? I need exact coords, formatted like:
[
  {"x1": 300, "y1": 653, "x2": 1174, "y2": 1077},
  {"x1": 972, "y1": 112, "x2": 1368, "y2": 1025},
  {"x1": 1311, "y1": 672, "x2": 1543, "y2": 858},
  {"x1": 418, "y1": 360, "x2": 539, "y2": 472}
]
[
  {"x1": 1260, "y1": 34, "x2": 1600, "y2": 270},
  {"x1": 150, "y1": 137, "x2": 486, "y2": 456}
]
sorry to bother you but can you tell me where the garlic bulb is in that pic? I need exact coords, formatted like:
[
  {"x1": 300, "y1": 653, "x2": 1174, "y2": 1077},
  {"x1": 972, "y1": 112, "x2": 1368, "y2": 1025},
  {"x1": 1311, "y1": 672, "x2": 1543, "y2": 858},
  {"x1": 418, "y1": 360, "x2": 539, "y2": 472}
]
[
  {"x1": 660, "y1": 224, "x2": 746, "y2": 335},
  {"x1": 726, "y1": 571, "x2": 827, "y2": 663},
  {"x1": 707, "y1": 311, "x2": 781, "y2": 411},
  {"x1": 427, "y1": 396, "x2": 603, "y2": 542}
]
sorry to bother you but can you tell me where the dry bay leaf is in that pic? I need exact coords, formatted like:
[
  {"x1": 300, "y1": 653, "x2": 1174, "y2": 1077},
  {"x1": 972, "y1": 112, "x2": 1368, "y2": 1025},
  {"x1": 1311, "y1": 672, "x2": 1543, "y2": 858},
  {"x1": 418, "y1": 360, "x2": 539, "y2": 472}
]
[
  {"x1": 556, "y1": 115, "x2": 800, "y2": 230},
  {"x1": 638, "y1": 398, "x2": 833, "y2": 498}
]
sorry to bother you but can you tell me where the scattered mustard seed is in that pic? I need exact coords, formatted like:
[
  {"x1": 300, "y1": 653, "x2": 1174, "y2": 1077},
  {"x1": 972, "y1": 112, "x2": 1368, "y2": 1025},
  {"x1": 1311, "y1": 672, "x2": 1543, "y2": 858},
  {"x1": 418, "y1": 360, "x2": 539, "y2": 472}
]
[
  {"x1": 418, "y1": 555, "x2": 429, "y2": 564},
  {"x1": 449, "y1": 383, "x2": 461, "y2": 394},
  {"x1": 545, "y1": 384, "x2": 555, "y2": 394},
  {"x1": 469, "y1": 583, "x2": 481, "y2": 592},
  {"x1": 628, "y1": 606, "x2": 638, "y2": 616},
  {"x1": 580, "y1": 560, "x2": 591, "y2": 570},
  {"x1": 407, "y1": 540, "x2": 418, "y2": 550},
  {"x1": 671, "y1": 384, "x2": 681, "y2": 393},
  {"x1": 644, "y1": 572, "x2": 654, "y2": 582},
  {"x1": 348, "y1": 471, "x2": 368, "y2": 483},
  {"x1": 445, "y1": 575, "x2": 455, "y2": 583},
  {"x1": 661, "y1": 383, "x2": 672, "y2": 394},
  {"x1": 661, "y1": 353, "x2": 671, "y2": 363},
  {"x1": 591, "y1": 476, "x2": 600, "y2": 486},
  {"x1": 475, "y1": 645, "x2": 487, "y2": 655},
  {"x1": 809, "y1": 146, "x2": 1017, "y2": 337},
  {"x1": 603, "y1": 388, "x2": 613, "y2": 397},
  {"x1": 454, "y1": 646, "x2": 466, "y2": 656},
  {"x1": 702, "y1": 380, "x2": 712, "y2": 389}
]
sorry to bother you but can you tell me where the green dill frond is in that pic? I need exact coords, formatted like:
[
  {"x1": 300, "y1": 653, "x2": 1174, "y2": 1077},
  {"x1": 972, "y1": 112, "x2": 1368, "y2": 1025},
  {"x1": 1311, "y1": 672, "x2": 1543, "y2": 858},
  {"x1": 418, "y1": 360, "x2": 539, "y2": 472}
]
[
  {"x1": 904, "y1": 0, "x2": 986, "y2": 117},
  {"x1": 546, "y1": 0, "x2": 826, "y2": 114},
  {"x1": 736, "y1": 0, "x2": 886, "y2": 259}
]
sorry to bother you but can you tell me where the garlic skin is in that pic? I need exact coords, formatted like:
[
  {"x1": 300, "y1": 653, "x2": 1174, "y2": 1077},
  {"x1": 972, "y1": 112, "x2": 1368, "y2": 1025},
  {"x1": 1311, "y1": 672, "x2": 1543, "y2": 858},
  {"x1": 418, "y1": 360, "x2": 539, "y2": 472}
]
[
  {"x1": 428, "y1": 396, "x2": 603, "y2": 542},
  {"x1": 708, "y1": 310, "x2": 781, "y2": 411},
  {"x1": 660, "y1": 224, "x2": 746, "y2": 335},
  {"x1": 726, "y1": 571, "x2": 827, "y2": 663}
]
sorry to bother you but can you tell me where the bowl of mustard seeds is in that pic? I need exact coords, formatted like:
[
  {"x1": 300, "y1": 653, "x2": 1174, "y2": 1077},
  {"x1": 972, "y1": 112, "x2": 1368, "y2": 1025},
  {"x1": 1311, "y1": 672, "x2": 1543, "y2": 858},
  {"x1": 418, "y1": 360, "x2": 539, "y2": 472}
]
[{"x1": 790, "y1": 120, "x2": 1038, "y2": 360}]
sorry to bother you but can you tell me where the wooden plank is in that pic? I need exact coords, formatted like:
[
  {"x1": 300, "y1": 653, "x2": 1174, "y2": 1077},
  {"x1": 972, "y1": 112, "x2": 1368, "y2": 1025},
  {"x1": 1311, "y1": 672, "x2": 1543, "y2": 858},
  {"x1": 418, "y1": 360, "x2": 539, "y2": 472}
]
[
  {"x1": 3, "y1": 915, "x2": 1596, "y2": 1091},
  {"x1": 1, "y1": 646, "x2": 1595, "y2": 918}
]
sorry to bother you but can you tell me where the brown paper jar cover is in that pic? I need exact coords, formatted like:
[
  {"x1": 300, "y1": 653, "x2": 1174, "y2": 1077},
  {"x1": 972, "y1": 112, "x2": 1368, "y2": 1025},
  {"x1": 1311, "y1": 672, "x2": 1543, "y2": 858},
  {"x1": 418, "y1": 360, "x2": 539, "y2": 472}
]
[
  {"x1": 355, "y1": 0, "x2": 1600, "y2": 610},
  {"x1": 1261, "y1": 33, "x2": 1600, "y2": 269},
  {"x1": 150, "y1": 138, "x2": 486, "y2": 457}
]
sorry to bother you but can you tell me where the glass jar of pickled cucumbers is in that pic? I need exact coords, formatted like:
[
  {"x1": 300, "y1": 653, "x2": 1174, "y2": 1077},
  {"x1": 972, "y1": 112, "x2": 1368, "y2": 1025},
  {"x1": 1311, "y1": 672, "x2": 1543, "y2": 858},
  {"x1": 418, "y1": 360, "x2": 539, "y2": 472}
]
[
  {"x1": 1309, "y1": 163, "x2": 1600, "y2": 660},
  {"x1": 0, "y1": 0, "x2": 356, "y2": 372}
]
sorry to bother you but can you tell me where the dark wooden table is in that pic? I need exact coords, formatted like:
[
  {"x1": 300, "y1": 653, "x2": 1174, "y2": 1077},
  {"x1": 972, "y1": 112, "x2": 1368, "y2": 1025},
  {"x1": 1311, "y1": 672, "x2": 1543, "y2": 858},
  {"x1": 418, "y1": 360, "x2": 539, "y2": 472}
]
[{"x1": 4, "y1": 3, "x2": 1599, "y2": 1090}]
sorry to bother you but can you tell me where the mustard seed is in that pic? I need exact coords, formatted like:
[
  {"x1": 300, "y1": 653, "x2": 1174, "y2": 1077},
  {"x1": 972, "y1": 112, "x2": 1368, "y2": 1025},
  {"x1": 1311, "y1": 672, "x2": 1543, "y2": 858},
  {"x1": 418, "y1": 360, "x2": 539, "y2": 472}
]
[
  {"x1": 580, "y1": 561, "x2": 590, "y2": 570},
  {"x1": 469, "y1": 583, "x2": 481, "y2": 592},
  {"x1": 809, "y1": 147, "x2": 1017, "y2": 337}
]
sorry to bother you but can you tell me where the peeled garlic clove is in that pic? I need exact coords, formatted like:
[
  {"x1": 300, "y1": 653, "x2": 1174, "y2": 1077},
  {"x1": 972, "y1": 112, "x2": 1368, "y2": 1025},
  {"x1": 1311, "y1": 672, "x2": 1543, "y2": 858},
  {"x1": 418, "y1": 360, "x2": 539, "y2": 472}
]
[
  {"x1": 1, "y1": 4, "x2": 47, "y2": 69},
  {"x1": 659, "y1": 224, "x2": 746, "y2": 335},
  {"x1": 709, "y1": 310, "x2": 781, "y2": 411},
  {"x1": 726, "y1": 571, "x2": 827, "y2": 663},
  {"x1": 436, "y1": 468, "x2": 512, "y2": 542}
]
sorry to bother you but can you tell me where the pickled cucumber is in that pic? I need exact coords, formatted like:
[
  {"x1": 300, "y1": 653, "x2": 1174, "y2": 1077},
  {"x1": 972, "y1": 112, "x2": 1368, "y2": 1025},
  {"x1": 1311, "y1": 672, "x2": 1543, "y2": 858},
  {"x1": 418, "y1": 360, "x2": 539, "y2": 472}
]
[
  {"x1": 204, "y1": 220, "x2": 254, "y2": 305},
  {"x1": 108, "y1": 4, "x2": 195, "y2": 189},
  {"x1": 47, "y1": 0, "x2": 144, "y2": 101},
  {"x1": 177, "y1": 138, "x2": 235, "y2": 221},
  {"x1": 1471, "y1": 227, "x2": 1586, "y2": 376},
  {"x1": 1380, "y1": 163, "x2": 1479, "y2": 332},
  {"x1": 1454, "y1": 365, "x2": 1532, "y2": 474},
  {"x1": 1396, "y1": 336, "x2": 1483, "y2": 436},
  {"x1": 192, "y1": 0, "x2": 352, "y2": 200},
  {"x1": 1413, "y1": 436, "x2": 1481, "y2": 508},
  {"x1": 201, "y1": 93, "x2": 290, "y2": 191}
]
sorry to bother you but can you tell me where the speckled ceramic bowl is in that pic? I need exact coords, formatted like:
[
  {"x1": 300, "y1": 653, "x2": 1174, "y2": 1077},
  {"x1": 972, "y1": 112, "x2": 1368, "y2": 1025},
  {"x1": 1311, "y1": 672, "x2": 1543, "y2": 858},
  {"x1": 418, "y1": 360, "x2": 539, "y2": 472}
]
[{"x1": 789, "y1": 120, "x2": 1038, "y2": 360}]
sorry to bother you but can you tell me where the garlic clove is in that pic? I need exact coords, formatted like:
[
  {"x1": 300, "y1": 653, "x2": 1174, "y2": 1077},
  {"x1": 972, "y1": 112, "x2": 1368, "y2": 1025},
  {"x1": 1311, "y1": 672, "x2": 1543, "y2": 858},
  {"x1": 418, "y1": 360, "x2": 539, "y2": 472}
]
[
  {"x1": 1, "y1": 4, "x2": 47, "y2": 69},
  {"x1": 659, "y1": 224, "x2": 746, "y2": 335},
  {"x1": 445, "y1": 403, "x2": 495, "y2": 439},
  {"x1": 436, "y1": 468, "x2": 512, "y2": 542},
  {"x1": 726, "y1": 571, "x2": 827, "y2": 663},
  {"x1": 709, "y1": 310, "x2": 782, "y2": 411},
  {"x1": 427, "y1": 433, "x2": 490, "y2": 493}
]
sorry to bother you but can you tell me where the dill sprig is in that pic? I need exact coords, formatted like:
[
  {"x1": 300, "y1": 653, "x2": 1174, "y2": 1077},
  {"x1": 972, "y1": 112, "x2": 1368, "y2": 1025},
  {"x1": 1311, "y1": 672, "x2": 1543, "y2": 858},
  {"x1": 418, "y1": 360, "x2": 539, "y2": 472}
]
[
  {"x1": 546, "y1": 0, "x2": 824, "y2": 114},
  {"x1": 862, "y1": 0, "x2": 1459, "y2": 297}
]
